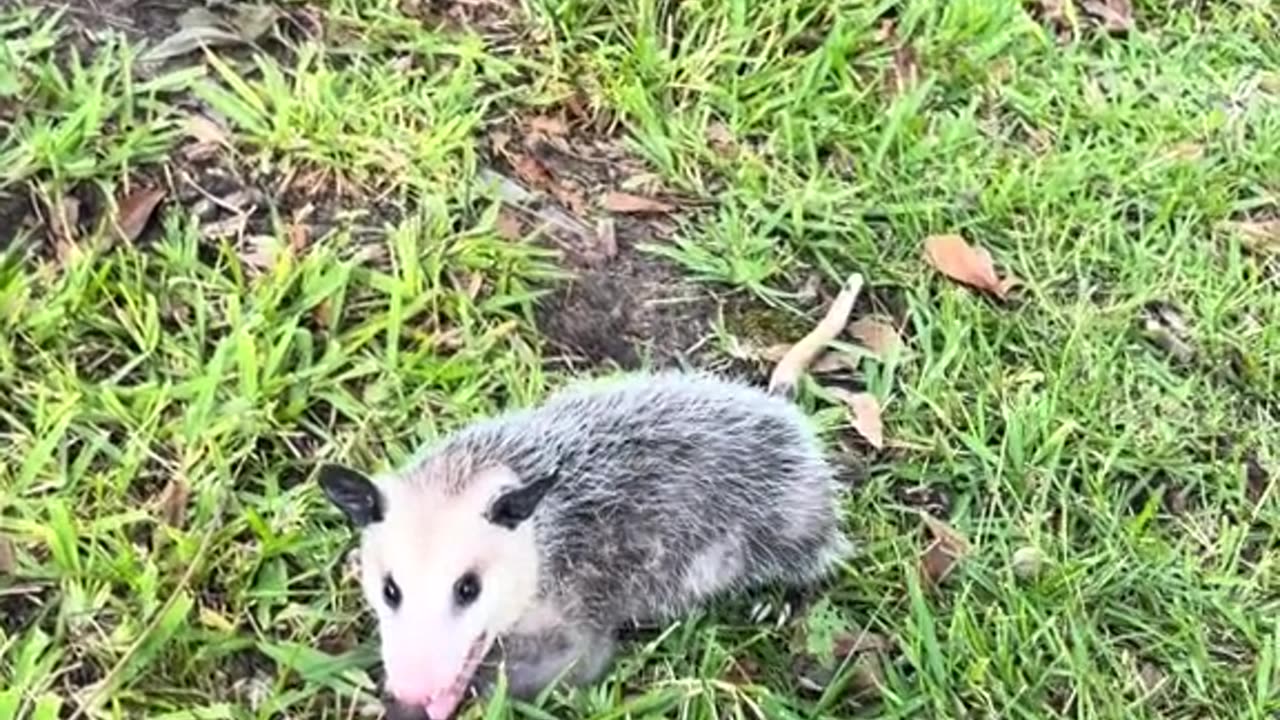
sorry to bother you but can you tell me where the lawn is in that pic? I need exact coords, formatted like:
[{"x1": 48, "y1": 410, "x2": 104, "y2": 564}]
[{"x1": 1, "y1": 0, "x2": 1277, "y2": 718}]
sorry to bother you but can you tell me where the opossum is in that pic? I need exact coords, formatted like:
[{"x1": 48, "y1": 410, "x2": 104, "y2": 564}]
[{"x1": 319, "y1": 370, "x2": 851, "y2": 719}]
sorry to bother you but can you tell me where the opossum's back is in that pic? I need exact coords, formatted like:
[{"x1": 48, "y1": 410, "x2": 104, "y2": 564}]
[
  {"x1": 538, "y1": 372, "x2": 837, "y2": 531},
  {"x1": 534, "y1": 372, "x2": 844, "y2": 619}
]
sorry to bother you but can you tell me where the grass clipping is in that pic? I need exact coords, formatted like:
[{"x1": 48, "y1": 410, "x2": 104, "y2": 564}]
[{"x1": 768, "y1": 273, "x2": 864, "y2": 397}]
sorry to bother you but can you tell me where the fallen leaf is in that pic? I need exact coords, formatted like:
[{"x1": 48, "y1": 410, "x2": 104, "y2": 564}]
[
  {"x1": 496, "y1": 210, "x2": 524, "y2": 240},
  {"x1": 847, "y1": 317, "x2": 902, "y2": 359},
  {"x1": 918, "y1": 511, "x2": 971, "y2": 590},
  {"x1": 1011, "y1": 545, "x2": 1046, "y2": 580},
  {"x1": 156, "y1": 477, "x2": 191, "y2": 529},
  {"x1": 0, "y1": 535, "x2": 15, "y2": 575},
  {"x1": 769, "y1": 273, "x2": 864, "y2": 396},
  {"x1": 550, "y1": 183, "x2": 588, "y2": 216},
  {"x1": 1139, "y1": 301, "x2": 1195, "y2": 364},
  {"x1": 1081, "y1": 0, "x2": 1133, "y2": 32},
  {"x1": 1222, "y1": 219, "x2": 1280, "y2": 254},
  {"x1": 601, "y1": 190, "x2": 675, "y2": 214},
  {"x1": 527, "y1": 115, "x2": 568, "y2": 136},
  {"x1": 512, "y1": 154, "x2": 554, "y2": 188},
  {"x1": 827, "y1": 388, "x2": 884, "y2": 449},
  {"x1": 111, "y1": 186, "x2": 166, "y2": 243},
  {"x1": 923, "y1": 234, "x2": 1018, "y2": 299}
]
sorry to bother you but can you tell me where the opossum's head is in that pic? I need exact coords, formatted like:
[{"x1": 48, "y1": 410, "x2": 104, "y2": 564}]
[{"x1": 319, "y1": 460, "x2": 553, "y2": 719}]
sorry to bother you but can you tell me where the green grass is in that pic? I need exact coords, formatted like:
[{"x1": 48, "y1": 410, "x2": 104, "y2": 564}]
[{"x1": 1, "y1": 1, "x2": 1278, "y2": 719}]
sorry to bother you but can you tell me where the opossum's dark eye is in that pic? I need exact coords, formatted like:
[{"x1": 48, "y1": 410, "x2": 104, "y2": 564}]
[
  {"x1": 453, "y1": 571, "x2": 481, "y2": 608},
  {"x1": 382, "y1": 575, "x2": 402, "y2": 610}
]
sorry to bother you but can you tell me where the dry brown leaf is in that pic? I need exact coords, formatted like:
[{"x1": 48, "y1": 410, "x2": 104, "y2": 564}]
[
  {"x1": 769, "y1": 273, "x2": 864, "y2": 396},
  {"x1": 923, "y1": 234, "x2": 1018, "y2": 299},
  {"x1": 0, "y1": 534, "x2": 15, "y2": 575},
  {"x1": 920, "y1": 539, "x2": 960, "y2": 588},
  {"x1": 828, "y1": 388, "x2": 884, "y2": 449},
  {"x1": 156, "y1": 477, "x2": 191, "y2": 529},
  {"x1": 527, "y1": 115, "x2": 568, "y2": 136},
  {"x1": 111, "y1": 186, "x2": 166, "y2": 243},
  {"x1": 919, "y1": 511, "x2": 971, "y2": 589},
  {"x1": 1081, "y1": 0, "x2": 1133, "y2": 32},
  {"x1": 601, "y1": 190, "x2": 675, "y2": 214},
  {"x1": 496, "y1": 210, "x2": 524, "y2": 240},
  {"x1": 512, "y1": 154, "x2": 554, "y2": 188},
  {"x1": 847, "y1": 317, "x2": 903, "y2": 359},
  {"x1": 550, "y1": 184, "x2": 588, "y2": 216},
  {"x1": 1223, "y1": 219, "x2": 1280, "y2": 254}
]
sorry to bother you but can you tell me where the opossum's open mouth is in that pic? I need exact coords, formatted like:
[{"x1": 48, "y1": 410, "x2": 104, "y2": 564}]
[{"x1": 420, "y1": 633, "x2": 488, "y2": 720}]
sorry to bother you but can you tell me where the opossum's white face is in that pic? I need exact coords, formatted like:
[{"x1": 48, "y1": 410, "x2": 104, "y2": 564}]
[{"x1": 319, "y1": 462, "x2": 549, "y2": 719}]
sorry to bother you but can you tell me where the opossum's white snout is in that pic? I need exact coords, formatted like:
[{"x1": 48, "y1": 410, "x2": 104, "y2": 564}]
[{"x1": 387, "y1": 633, "x2": 488, "y2": 720}]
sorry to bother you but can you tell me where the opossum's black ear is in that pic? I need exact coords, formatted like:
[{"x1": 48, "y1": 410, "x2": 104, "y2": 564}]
[
  {"x1": 318, "y1": 463, "x2": 384, "y2": 527},
  {"x1": 486, "y1": 473, "x2": 555, "y2": 530}
]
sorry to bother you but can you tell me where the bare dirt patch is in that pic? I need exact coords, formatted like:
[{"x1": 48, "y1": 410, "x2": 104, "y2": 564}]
[{"x1": 480, "y1": 109, "x2": 727, "y2": 370}]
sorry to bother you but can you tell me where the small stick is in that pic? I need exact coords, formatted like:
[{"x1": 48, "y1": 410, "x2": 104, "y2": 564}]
[{"x1": 768, "y1": 273, "x2": 864, "y2": 397}]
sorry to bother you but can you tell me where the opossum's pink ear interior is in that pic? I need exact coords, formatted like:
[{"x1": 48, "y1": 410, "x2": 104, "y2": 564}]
[
  {"x1": 318, "y1": 463, "x2": 384, "y2": 527},
  {"x1": 485, "y1": 473, "x2": 555, "y2": 530}
]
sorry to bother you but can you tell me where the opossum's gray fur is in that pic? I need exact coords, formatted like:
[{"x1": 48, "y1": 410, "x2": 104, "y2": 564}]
[{"x1": 408, "y1": 370, "x2": 850, "y2": 701}]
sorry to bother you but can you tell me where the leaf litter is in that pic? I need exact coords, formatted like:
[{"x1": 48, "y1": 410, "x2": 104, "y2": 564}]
[
  {"x1": 601, "y1": 190, "x2": 675, "y2": 214},
  {"x1": 827, "y1": 387, "x2": 884, "y2": 450},
  {"x1": 111, "y1": 186, "x2": 167, "y2": 243},
  {"x1": 847, "y1": 316, "x2": 903, "y2": 359},
  {"x1": 924, "y1": 234, "x2": 1020, "y2": 299},
  {"x1": 919, "y1": 511, "x2": 972, "y2": 591}
]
